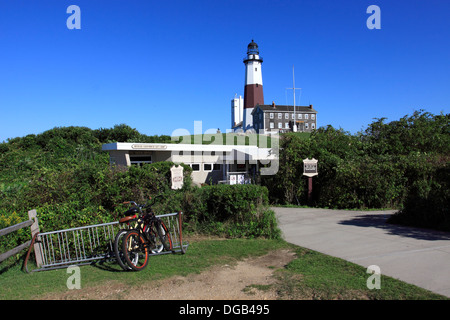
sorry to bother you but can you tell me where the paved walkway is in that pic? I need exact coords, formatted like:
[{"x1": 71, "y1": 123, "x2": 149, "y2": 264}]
[{"x1": 274, "y1": 207, "x2": 450, "y2": 298}]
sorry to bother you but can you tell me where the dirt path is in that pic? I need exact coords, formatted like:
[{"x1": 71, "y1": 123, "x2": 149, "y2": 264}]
[{"x1": 41, "y1": 249, "x2": 296, "y2": 300}]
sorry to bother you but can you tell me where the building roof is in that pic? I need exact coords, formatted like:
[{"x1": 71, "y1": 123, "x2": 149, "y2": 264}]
[
  {"x1": 251, "y1": 104, "x2": 318, "y2": 115},
  {"x1": 101, "y1": 142, "x2": 276, "y2": 161}
]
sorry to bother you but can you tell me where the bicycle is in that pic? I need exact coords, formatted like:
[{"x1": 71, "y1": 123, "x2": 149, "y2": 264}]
[
  {"x1": 115, "y1": 196, "x2": 173, "y2": 271},
  {"x1": 113, "y1": 201, "x2": 141, "y2": 271}
]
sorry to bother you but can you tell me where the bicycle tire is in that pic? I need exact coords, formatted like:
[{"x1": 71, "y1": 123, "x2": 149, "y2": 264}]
[
  {"x1": 121, "y1": 230, "x2": 149, "y2": 271},
  {"x1": 156, "y1": 220, "x2": 173, "y2": 252},
  {"x1": 114, "y1": 229, "x2": 132, "y2": 271}
]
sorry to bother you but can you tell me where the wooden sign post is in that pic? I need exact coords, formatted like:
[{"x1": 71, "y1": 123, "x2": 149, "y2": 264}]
[{"x1": 303, "y1": 158, "x2": 318, "y2": 204}]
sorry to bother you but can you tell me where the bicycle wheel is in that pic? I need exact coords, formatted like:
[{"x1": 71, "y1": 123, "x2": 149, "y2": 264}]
[
  {"x1": 114, "y1": 229, "x2": 132, "y2": 271},
  {"x1": 121, "y1": 230, "x2": 149, "y2": 271},
  {"x1": 156, "y1": 221, "x2": 172, "y2": 252}
]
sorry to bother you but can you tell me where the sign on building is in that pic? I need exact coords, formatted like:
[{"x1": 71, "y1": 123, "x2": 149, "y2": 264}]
[
  {"x1": 170, "y1": 165, "x2": 184, "y2": 189},
  {"x1": 303, "y1": 158, "x2": 318, "y2": 177}
]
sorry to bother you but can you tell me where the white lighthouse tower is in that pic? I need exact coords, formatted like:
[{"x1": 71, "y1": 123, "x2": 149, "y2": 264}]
[{"x1": 243, "y1": 40, "x2": 264, "y2": 131}]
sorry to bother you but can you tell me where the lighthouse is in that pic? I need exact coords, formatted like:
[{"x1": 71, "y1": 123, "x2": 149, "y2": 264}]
[{"x1": 243, "y1": 40, "x2": 264, "y2": 131}]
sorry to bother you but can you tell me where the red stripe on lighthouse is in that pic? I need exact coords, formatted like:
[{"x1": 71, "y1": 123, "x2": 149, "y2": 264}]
[{"x1": 244, "y1": 84, "x2": 264, "y2": 109}]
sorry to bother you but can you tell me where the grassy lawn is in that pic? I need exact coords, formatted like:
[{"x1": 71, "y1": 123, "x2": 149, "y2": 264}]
[
  {"x1": 0, "y1": 237, "x2": 447, "y2": 300},
  {"x1": 273, "y1": 247, "x2": 446, "y2": 300}
]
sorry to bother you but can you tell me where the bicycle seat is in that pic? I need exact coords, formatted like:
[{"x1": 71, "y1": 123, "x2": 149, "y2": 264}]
[{"x1": 119, "y1": 215, "x2": 137, "y2": 223}]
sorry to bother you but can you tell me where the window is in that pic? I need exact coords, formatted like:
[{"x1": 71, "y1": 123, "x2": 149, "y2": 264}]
[
  {"x1": 278, "y1": 122, "x2": 282, "y2": 129},
  {"x1": 305, "y1": 114, "x2": 309, "y2": 120},
  {"x1": 305, "y1": 123, "x2": 309, "y2": 129},
  {"x1": 270, "y1": 122, "x2": 274, "y2": 129},
  {"x1": 311, "y1": 114, "x2": 315, "y2": 120},
  {"x1": 298, "y1": 114, "x2": 302, "y2": 119},
  {"x1": 278, "y1": 113, "x2": 282, "y2": 119},
  {"x1": 191, "y1": 164, "x2": 200, "y2": 171},
  {"x1": 203, "y1": 163, "x2": 212, "y2": 172},
  {"x1": 270, "y1": 113, "x2": 274, "y2": 119},
  {"x1": 285, "y1": 123, "x2": 289, "y2": 129},
  {"x1": 285, "y1": 113, "x2": 289, "y2": 119},
  {"x1": 311, "y1": 123, "x2": 316, "y2": 129},
  {"x1": 213, "y1": 163, "x2": 221, "y2": 171},
  {"x1": 130, "y1": 155, "x2": 152, "y2": 167},
  {"x1": 292, "y1": 114, "x2": 295, "y2": 120}
]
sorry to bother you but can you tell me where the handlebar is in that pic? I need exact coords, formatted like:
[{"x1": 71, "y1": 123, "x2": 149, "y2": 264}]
[
  {"x1": 146, "y1": 194, "x2": 163, "y2": 208},
  {"x1": 119, "y1": 196, "x2": 164, "y2": 224}
]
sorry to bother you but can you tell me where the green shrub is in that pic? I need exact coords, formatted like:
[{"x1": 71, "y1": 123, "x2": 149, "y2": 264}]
[
  {"x1": 97, "y1": 161, "x2": 192, "y2": 210},
  {"x1": 138, "y1": 184, "x2": 279, "y2": 239},
  {"x1": 180, "y1": 184, "x2": 279, "y2": 239},
  {"x1": 388, "y1": 161, "x2": 450, "y2": 231},
  {"x1": 35, "y1": 202, "x2": 115, "y2": 233}
]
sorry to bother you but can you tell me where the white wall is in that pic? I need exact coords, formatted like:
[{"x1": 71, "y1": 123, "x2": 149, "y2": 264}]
[
  {"x1": 231, "y1": 96, "x2": 243, "y2": 127},
  {"x1": 245, "y1": 59, "x2": 263, "y2": 85}
]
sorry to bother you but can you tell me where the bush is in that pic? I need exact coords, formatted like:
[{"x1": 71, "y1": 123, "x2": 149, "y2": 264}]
[
  {"x1": 388, "y1": 161, "x2": 450, "y2": 231},
  {"x1": 138, "y1": 184, "x2": 280, "y2": 239},
  {"x1": 96, "y1": 161, "x2": 192, "y2": 210},
  {"x1": 181, "y1": 184, "x2": 280, "y2": 239},
  {"x1": 35, "y1": 202, "x2": 114, "y2": 233},
  {"x1": 317, "y1": 155, "x2": 406, "y2": 209}
]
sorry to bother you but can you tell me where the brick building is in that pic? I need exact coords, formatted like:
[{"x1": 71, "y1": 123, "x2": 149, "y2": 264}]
[{"x1": 252, "y1": 103, "x2": 318, "y2": 134}]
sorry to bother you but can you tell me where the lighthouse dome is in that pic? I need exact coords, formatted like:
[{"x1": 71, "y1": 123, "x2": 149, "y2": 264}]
[{"x1": 247, "y1": 40, "x2": 259, "y2": 55}]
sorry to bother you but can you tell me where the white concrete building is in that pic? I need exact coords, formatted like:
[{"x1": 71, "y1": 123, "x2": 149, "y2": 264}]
[
  {"x1": 231, "y1": 95, "x2": 244, "y2": 130},
  {"x1": 102, "y1": 142, "x2": 276, "y2": 186}
]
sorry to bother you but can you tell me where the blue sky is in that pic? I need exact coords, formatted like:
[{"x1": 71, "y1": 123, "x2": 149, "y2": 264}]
[{"x1": 0, "y1": 0, "x2": 449, "y2": 142}]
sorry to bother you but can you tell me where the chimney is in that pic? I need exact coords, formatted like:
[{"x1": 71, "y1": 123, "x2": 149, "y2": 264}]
[
  {"x1": 272, "y1": 101, "x2": 276, "y2": 108},
  {"x1": 309, "y1": 104, "x2": 313, "y2": 109}
]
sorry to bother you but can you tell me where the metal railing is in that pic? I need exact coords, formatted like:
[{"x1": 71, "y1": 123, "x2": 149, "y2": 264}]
[
  {"x1": 37, "y1": 221, "x2": 120, "y2": 271},
  {"x1": 24, "y1": 211, "x2": 188, "y2": 272}
]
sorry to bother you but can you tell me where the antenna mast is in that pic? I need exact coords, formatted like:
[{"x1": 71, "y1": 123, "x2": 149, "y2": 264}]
[{"x1": 287, "y1": 65, "x2": 301, "y2": 132}]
